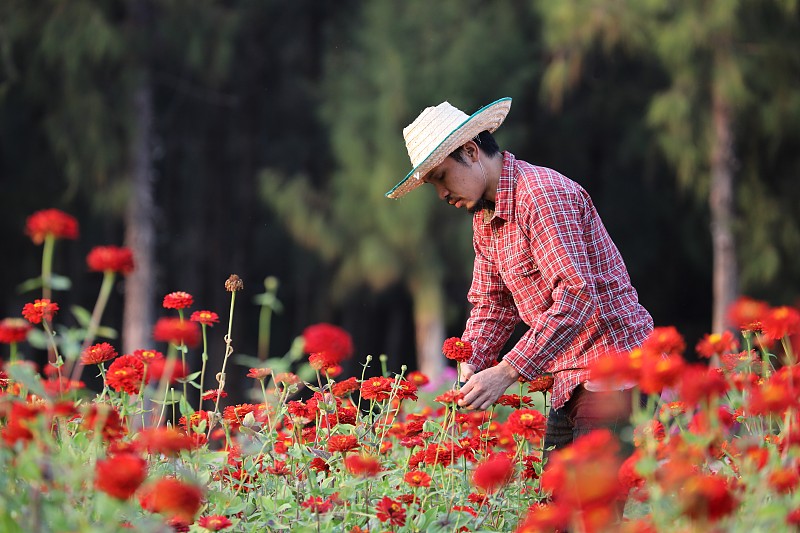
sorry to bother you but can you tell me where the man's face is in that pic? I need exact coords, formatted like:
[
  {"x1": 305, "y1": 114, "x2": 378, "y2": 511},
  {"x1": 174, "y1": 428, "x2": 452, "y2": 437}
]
[{"x1": 422, "y1": 152, "x2": 486, "y2": 214}]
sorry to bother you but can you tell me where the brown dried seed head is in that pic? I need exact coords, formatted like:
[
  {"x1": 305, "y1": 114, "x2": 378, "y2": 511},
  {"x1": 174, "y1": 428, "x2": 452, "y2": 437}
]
[{"x1": 225, "y1": 274, "x2": 244, "y2": 292}]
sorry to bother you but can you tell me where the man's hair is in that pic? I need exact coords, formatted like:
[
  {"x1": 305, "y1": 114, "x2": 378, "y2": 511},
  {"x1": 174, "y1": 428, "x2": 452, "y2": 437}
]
[{"x1": 448, "y1": 130, "x2": 500, "y2": 164}]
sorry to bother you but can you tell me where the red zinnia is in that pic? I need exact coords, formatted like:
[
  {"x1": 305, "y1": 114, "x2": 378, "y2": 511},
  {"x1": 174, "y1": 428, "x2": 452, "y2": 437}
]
[
  {"x1": 132, "y1": 348, "x2": 165, "y2": 364},
  {"x1": 331, "y1": 376, "x2": 360, "y2": 397},
  {"x1": 727, "y1": 296, "x2": 769, "y2": 332},
  {"x1": 106, "y1": 354, "x2": 145, "y2": 394},
  {"x1": 679, "y1": 474, "x2": 737, "y2": 522},
  {"x1": 0, "y1": 318, "x2": 32, "y2": 344},
  {"x1": 406, "y1": 370, "x2": 430, "y2": 387},
  {"x1": 146, "y1": 358, "x2": 188, "y2": 384},
  {"x1": 95, "y1": 453, "x2": 147, "y2": 500},
  {"x1": 375, "y1": 496, "x2": 406, "y2": 527},
  {"x1": 162, "y1": 291, "x2": 194, "y2": 310},
  {"x1": 25, "y1": 208, "x2": 78, "y2": 244},
  {"x1": 197, "y1": 515, "x2": 233, "y2": 531},
  {"x1": 506, "y1": 409, "x2": 547, "y2": 441},
  {"x1": 345, "y1": 454, "x2": 381, "y2": 477},
  {"x1": 86, "y1": 246, "x2": 135, "y2": 275},
  {"x1": 190, "y1": 310, "x2": 220, "y2": 327},
  {"x1": 80, "y1": 342, "x2": 118, "y2": 365},
  {"x1": 308, "y1": 352, "x2": 337, "y2": 372},
  {"x1": 246, "y1": 367, "x2": 272, "y2": 380},
  {"x1": 301, "y1": 496, "x2": 334, "y2": 514},
  {"x1": 472, "y1": 453, "x2": 514, "y2": 493},
  {"x1": 302, "y1": 323, "x2": 354, "y2": 363},
  {"x1": 22, "y1": 299, "x2": 59, "y2": 324},
  {"x1": 527, "y1": 375, "x2": 555, "y2": 393},
  {"x1": 642, "y1": 326, "x2": 685, "y2": 357},
  {"x1": 138, "y1": 477, "x2": 203, "y2": 522},
  {"x1": 442, "y1": 337, "x2": 472, "y2": 362},
  {"x1": 136, "y1": 427, "x2": 196, "y2": 456},
  {"x1": 404, "y1": 469, "x2": 432, "y2": 487},
  {"x1": 360, "y1": 376, "x2": 394, "y2": 401},
  {"x1": 327, "y1": 434, "x2": 359, "y2": 453},
  {"x1": 153, "y1": 317, "x2": 200, "y2": 347},
  {"x1": 761, "y1": 306, "x2": 800, "y2": 341},
  {"x1": 435, "y1": 389, "x2": 464, "y2": 405},
  {"x1": 695, "y1": 331, "x2": 739, "y2": 359}
]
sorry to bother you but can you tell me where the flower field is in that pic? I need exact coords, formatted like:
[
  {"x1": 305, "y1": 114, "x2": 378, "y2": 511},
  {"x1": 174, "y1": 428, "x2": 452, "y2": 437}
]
[{"x1": 2, "y1": 208, "x2": 800, "y2": 532}]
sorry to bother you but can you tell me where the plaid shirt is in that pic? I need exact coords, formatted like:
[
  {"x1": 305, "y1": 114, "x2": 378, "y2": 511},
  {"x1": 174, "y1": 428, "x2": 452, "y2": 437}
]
[{"x1": 463, "y1": 152, "x2": 653, "y2": 410}]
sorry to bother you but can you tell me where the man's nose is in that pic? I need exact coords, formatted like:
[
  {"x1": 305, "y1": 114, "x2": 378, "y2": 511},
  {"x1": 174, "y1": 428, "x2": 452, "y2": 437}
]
[{"x1": 436, "y1": 185, "x2": 449, "y2": 201}]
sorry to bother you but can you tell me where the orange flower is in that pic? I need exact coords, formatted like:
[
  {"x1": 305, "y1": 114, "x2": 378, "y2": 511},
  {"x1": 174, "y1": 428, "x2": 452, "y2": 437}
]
[
  {"x1": 748, "y1": 375, "x2": 798, "y2": 416},
  {"x1": 588, "y1": 349, "x2": 640, "y2": 388},
  {"x1": 25, "y1": 208, "x2": 78, "y2": 244},
  {"x1": 514, "y1": 502, "x2": 569, "y2": 533},
  {"x1": 21, "y1": 299, "x2": 59, "y2": 324},
  {"x1": 727, "y1": 296, "x2": 769, "y2": 332},
  {"x1": 162, "y1": 291, "x2": 194, "y2": 310},
  {"x1": 472, "y1": 453, "x2": 514, "y2": 494},
  {"x1": 95, "y1": 453, "x2": 147, "y2": 500},
  {"x1": 442, "y1": 337, "x2": 472, "y2": 362},
  {"x1": 86, "y1": 246, "x2": 135, "y2": 275},
  {"x1": 769, "y1": 467, "x2": 800, "y2": 494},
  {"x1": 761, "y1": 306, "x2": 800, "y2": 341},
  {"x1": 197, "y1": 515, "x2": 233, "y2": 531},
  {"x1": 138, "y1": 477, "x2": 203, "y2": 522}
]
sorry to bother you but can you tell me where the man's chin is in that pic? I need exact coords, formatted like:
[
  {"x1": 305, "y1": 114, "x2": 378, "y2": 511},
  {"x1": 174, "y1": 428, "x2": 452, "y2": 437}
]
[{"x1": 467, "y1": 199, "x2": 493, "y2": 214}]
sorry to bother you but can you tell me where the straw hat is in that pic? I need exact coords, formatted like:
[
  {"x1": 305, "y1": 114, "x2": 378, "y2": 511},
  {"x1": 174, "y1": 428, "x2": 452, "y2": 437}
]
[{"x1": 385, "y1": 97, "x2": 512, "y2": 199}]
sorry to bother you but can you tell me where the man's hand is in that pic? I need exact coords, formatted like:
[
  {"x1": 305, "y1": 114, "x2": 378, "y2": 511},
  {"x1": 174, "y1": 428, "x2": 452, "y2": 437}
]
[
  {"x1": 459, "y1": 363, "x2": 476, "y2": 384},
  {"x1": 457, "y1": 361, "x2": 520, "y2": 411}
]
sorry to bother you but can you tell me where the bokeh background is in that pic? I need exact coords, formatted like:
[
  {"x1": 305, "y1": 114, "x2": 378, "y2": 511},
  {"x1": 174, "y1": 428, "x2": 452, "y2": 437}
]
[{"x1": 1, "y1": 0, "x2": 799, "y2": 401}]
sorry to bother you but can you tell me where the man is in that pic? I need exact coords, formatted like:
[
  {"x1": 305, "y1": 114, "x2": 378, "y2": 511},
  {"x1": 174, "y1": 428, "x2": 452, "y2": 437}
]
[{"x1": 386, "y1": 97, "x2": 653, "y2": 455}]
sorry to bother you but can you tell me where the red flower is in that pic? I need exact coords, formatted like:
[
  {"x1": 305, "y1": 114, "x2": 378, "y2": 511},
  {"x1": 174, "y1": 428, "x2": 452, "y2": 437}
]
[
  {"x1": 360, "y1": 376, "x2": 394, "y2": 401},
  {"x1": 406, "y1": 370, "x2": 430, "y2": 387},
  {"x1": 331, "y1": 376, "x2": 359, "y2": 397},
  {"x1": 695, "y1": 331, "x2": 739, "y2": 358},
  {"x1": 106, "y1": 354, "x2": 145, "y2": 394},
  {"x1": 515, "y1": 503, "x2": 569, "y2": 533},
  {"x1": 395, "y1": 379, "x2": 418, "y2": 400},
  {"x1": 190, "y1": 310, "x2": 219, "y2": 327},
  {"x1": 526, "y1": 375, "x2": 555, "y2": 393},
  {"x1": 375, "y1": 496, "x2": 406, "y2": 527},
  {"x1": 153, "y1": 317, "x2": 200, "y2": 347},
  {"x1": 81, "y1": 342, "x2": 118, "y2": 365},
  {"x1": 506, "y1": 409, "x2": 546, "y2": 441},
  {"x1": 146, "y1": 358, "x2": 188, "y2": 384},
  {"x1": 678, "y1": 365, "x2": 729, "y2": 406},
  {"x1": 302, "y1": 323, "x2": 354, "y2": 363},
  {"x1": 442, "y1": 337, "x2": 472, "y2": 362},
  {"x1": 345, "y1": 454, "x2": 381, "y2": 477},
  {"x1": 136, "y1": 427, "x2": 196, "y2": 456},
  {"x1": 202, "y1": 389, "x2": 227, "y2": 402},
  {"x1": 132, "y1": 348, "x2": 165, "y2": 364},
  {"x1": 25, "y1": 208, "x2": 78, "y2": 244},
  {"x1": 727, "y1": 296, "x2": 769, "y2": 332},
  {"x1": 761, "y1": 306, "x2": 800, "y2": 341},
  {"x1": 81, "y1": 404, "x2": 127, "y2": 441},
  {"x1": 301, "y1": 496, "x2": 334, "y2": 514},
  {"x1": 642, "y1": 326, "x2": 685, "y2": 357},
  {"x1": 308, "y1": 352, "x2": 337, "y2": 371},
  {"x1": 404, "y1": 469, "x2": 432, "y2": 487},
  {"x1": 327, "y1": 434, "x2": 359, "y2": 453},
  {"x1": 95, "y1": 453, "x2": 147, "y2": 500},
  {"x1": 246, "y1": 367, "x2": 272, "y2": 380},
  {"x1": 162, "y1": 291, "x2": 194, "y2": 310},
  {"x1": 679, "y1": 474, "x2": 737, "y2": 522},
  {"x1": 639, "y1": 353, "x2": 685, "y2": 394},
  {"x1": 0, "y1": 318, "x2": 32, "y2": 344},
  {"x1": 435, "y1": 389, "x2": 464, "y2": 405},
  {"x1": 86, "y1": 246, "x2": 135, "y2": 275},
  {"x1": 265, "y1": 459, "x2": 291, "y2": 476},
  {"x1": 197, "y1": 515, "x2": 233, "y2": 531},
  {"x1": 274, "y1": 372, "x2": 300, "y2": 386},
  {"x1": 138, "y1": 477, "x2": 203, "y2": 522},
  {"x1": 472, "y1": 453, "x2": 514, "y2": 493},
  {"x1": 22, "y1": 299, "x2": 59, "y2": 324}
]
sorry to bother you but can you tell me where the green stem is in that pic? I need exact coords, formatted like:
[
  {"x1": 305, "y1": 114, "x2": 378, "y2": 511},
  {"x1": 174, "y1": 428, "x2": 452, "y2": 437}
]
[
  {"x1": 41, "y1": 234, "x2": 55, "y2": 301},
  {"x1": 208, "y1": 290, "x2": 237, "y2": 439},
  {"x1": 198, "y1": 324, "x2": 209, "y2": 410},
  {"x1": 71, "y1": 271, "x2": 116, "y2": 381}
]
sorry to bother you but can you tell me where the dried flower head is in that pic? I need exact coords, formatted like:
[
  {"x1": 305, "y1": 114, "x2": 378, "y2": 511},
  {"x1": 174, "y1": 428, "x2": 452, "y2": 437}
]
[{"x1": 225, "y1": 274, "x2": 244, "y2": 292}]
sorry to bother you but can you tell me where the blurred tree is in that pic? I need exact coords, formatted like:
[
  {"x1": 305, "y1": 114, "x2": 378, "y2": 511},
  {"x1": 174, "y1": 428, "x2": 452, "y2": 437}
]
[
  {"x1": 536, "y1": 0, "x2": 800, "y2": 332},
  {"x1": 260, "y1": 1, "x2": 538, "y2": 379}
]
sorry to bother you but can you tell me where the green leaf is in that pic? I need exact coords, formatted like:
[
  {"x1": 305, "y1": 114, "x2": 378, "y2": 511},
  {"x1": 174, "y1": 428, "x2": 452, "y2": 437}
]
[
  {"x1": 6, "y1": 361, "x2": 47, "y2": 397},
  {"x1": 95, "y1": 326, "x2": 118, "y2": 339},
  {"x1": 49, "y1": 274, "x2": 72, "y2": 291},
  {"x1": 179, "y1": 394, "x2": 195, "y2": 418},
  {"x1": 70, "y1": 305, "x2": 93, "y2": 327},
  {"x1": 17, "y1": 276, "x2": 43, "y2": 294}
]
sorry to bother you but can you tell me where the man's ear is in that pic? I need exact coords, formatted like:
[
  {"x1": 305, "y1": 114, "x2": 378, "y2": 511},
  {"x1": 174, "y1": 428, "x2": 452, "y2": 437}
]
[{"x1": 463, "y1": 140, "x2": 480, "y2": 161}]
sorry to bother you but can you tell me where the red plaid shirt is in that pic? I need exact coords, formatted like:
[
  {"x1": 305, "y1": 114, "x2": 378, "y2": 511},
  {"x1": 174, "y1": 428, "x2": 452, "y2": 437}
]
[{"x1": 463, "y1": 152, "x2": 653, "y2": 410}]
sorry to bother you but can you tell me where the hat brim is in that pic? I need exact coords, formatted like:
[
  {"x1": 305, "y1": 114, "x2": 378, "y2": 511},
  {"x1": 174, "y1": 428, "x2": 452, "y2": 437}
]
[{"x1": 386, "y1": 97, "x2": 512, "y2": 199}]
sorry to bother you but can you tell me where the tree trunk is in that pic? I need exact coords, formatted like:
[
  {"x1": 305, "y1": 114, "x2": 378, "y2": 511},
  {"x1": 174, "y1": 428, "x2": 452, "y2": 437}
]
[
  {"x1": 123, "y1": 64, "x2": 157, "y2": 353},
  {"x1": 409, "y1": 277, "x2": 446, "y2": 383},
  {"x1": 709, "y1": 85, "x2": 738, "y2": 333}
]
